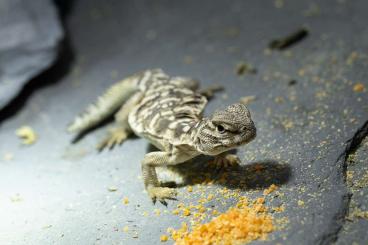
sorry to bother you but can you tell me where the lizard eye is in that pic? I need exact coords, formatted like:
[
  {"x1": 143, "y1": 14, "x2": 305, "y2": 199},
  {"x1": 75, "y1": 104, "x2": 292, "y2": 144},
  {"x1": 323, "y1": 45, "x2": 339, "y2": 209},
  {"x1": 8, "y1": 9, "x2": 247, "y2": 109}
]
[{"x1": 216, "y1": 125, "x2": 225, "y2": 133}]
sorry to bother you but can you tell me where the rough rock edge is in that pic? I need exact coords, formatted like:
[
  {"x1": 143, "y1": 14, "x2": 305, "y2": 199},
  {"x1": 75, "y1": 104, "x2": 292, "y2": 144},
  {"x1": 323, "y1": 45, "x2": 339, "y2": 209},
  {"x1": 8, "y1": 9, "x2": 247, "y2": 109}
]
[
  {"x1": 0, "y1": 0, "x2": 64, "y2": 111},
  {"x1": 318, "y1": 120, "x2": 368, "y2": 244}
]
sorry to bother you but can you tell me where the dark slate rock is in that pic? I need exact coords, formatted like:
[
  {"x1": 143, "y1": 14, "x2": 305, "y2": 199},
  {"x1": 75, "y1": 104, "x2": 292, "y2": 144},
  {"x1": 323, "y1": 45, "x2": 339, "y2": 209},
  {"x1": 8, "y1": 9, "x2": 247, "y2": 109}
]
[
  {"x1": 0, "y1": 0, "x2": 367, "y2": 245},
  {"x1": 336, "y1": 127, "x2": 368, "y2": 244},
  {"x1": 0, "y1": 0, "x2": 63, "y2": 110}
]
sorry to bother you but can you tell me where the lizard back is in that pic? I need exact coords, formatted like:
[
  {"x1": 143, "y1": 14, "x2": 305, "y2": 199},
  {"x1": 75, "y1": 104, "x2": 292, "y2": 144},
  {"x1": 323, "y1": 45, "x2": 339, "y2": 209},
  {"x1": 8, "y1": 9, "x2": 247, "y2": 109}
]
[{"x1": 128, "y1": 79, "x2": 207, "y2": 151}]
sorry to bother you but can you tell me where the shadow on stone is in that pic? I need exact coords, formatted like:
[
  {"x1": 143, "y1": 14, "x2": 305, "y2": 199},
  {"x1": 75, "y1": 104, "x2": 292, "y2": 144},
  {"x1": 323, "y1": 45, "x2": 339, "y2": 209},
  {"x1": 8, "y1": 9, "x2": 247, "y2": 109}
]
[
  {"x1": 167, "y1": 158, "x2": 291, "y2": 191},
  {"x1": 0, "y1": 40, "x2": 74, "y2": 124}
]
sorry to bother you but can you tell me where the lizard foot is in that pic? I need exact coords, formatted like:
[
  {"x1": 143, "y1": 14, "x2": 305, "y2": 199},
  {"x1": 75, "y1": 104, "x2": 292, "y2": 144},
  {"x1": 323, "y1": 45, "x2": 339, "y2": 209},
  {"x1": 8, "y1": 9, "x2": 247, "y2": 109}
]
[
  {"x1": 147, "y1": 186, "x2": 177, "y2": 206},
  {"x1": 97, "y1": 127, "x2": 128, "y2": 151},
  {"x1": 212, "y1": 154, "x2": 241, "y2": 171}
]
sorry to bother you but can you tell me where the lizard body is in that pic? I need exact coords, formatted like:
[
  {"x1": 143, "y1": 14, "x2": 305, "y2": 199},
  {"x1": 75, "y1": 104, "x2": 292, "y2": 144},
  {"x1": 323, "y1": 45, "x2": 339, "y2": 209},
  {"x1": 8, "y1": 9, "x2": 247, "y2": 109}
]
[{"x1": 68, "y1": 69, "x2": 256, "y2": 204}]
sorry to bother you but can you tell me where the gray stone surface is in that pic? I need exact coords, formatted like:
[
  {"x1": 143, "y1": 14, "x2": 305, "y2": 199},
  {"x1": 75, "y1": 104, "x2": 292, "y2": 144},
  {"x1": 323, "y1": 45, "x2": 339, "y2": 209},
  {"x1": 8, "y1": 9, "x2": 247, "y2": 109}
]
[
  {"x1": 0, "y1": 0, "x2": 63, "y2": 110},
  {"x1": 336, "y1": 133, "x2": 368, "y2": 244},
  {"x1": 0, "y1": 0, "x2": 367, "y2": 244}
]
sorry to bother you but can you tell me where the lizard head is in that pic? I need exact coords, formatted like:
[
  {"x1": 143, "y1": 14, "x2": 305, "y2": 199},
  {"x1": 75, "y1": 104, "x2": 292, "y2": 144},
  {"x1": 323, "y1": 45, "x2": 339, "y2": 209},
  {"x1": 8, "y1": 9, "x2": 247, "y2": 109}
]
[{"x1": 195, "y1": 103, "x2": 256, "y2": 155}]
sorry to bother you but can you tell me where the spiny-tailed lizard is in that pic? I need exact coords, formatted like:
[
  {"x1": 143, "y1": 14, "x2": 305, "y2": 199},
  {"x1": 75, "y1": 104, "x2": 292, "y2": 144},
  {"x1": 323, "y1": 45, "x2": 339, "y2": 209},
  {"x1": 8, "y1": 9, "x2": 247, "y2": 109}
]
[{"x1": 68, "y1": 69, "x2": 256, "y2": 205}]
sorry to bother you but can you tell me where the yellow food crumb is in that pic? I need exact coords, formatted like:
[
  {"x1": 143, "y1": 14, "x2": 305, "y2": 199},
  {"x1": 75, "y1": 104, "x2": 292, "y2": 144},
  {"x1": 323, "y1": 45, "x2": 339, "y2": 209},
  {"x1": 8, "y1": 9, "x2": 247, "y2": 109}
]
[
  {"x1": 274, "y1": 0, "x2": 284, "y2": 8},
  {"x1": 282, "y1": 119, "x2": 294, "y2": 130},
  {"x1": 123, "y1": 226, "x2": 129, "y2": 232},
  {"x1": 122, "y1": 197, "x2": 129, "y2": 205},
  {"x1": 298, "y1": 200, "x2": 305, "y2": 206},
  {"x1": 160, "y1": 235, "x2": 169, "y2": 242},
  {"x1": 154, "y1": 209, "x2": 161, "y2": 216},
  {"x1": 172, "y1": 209, "x2": 180, "y2": 215},
  {"x1": 187, "y1": 186, "x2": 193, "y2": 192},
  {"x1": 273, "y1": 205, "x2": 285, "y2": 213},
  {"x1": 353, "y1": 83, "x2": 365, "y2": 92},
  {"x1": 3, "y1": 153, "x2": 14, "y2": 161},
  {"x1": 182, "y1": 208, "x2": 191, "y2": 216},
  {"x1": 256, "y1": 197, "x2": 265, "y2": 204},
  {"x1": 263, "y1": 184, "x2": 278, "y2": 195},
  {"x1": 108, "y1": 186, "x2": 118, "y2": 192},
  {"x1": 183, "y1": 55, "x2": 193, "y2": 65},
  {"x1": 16, "y1": 126, "x2": 37, "y2": 145},
  {"x1": 207, "y1": 194, "x2": 214, "y2": 201}
]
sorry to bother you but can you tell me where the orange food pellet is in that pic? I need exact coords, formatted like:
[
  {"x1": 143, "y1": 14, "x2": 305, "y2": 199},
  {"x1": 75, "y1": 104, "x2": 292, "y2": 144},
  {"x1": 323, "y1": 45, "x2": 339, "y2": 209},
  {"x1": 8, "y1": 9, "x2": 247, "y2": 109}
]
[
  {"x1": 160, "y1": 235, "x2": 169, "y2": 242},
  {"x1": 122, "y1": 197, "x2": 129, "y2": 205},
  {"x1": 263, "y1": 184, "x2": 278, "y2": 195},
  {"x1": 171, "y1": 198, "x2": 274, "y2": 245},
  {"x1": 353, "y1": 83, "x2": 365, "y2": 92},
  {"x1": 182, "y1": 208, "x2": 191, "y2": 216}
]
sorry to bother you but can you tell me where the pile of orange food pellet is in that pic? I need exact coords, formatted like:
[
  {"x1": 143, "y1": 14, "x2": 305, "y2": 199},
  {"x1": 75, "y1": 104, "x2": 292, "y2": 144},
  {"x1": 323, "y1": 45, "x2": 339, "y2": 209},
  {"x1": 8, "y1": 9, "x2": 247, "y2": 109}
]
[{"x1": 169, "y1": 197, "x2": 274, "y2": 245}]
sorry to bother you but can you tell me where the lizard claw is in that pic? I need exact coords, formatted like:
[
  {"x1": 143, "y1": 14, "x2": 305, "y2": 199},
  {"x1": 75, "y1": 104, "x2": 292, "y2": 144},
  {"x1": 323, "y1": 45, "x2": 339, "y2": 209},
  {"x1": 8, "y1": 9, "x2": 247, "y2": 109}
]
[
  {"x1": 147, "y1": 187, "x2": 177, "y2": 206},
  {"x1": 152, "y1": 196, "x2": 157, "y2": 205},
  {"x1": 212, "y1": 154, "x2": 241, "y2": 171},
  {"x1": 159, "y1": 200, "x2": 168, "y2": 207}
]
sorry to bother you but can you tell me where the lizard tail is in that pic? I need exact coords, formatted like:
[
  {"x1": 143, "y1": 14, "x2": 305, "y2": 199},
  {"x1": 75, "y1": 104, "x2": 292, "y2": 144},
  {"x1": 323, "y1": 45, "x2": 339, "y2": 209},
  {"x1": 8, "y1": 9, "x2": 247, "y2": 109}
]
[{"x1": 67, "y1": 75, "x2": 139, "y2": 134}]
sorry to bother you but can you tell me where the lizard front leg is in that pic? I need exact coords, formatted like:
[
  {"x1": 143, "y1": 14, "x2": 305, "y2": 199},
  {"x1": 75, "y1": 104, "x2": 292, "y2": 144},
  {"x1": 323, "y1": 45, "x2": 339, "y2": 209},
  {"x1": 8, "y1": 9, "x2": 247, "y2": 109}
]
[{"x1": 141, "y1": 151, "x2": 191, "y2": 205}]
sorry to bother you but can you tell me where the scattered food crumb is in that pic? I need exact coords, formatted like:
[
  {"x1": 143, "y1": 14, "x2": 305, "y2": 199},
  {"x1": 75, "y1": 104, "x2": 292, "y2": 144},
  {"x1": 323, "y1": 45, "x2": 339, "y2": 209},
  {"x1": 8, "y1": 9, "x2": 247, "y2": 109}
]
[
  {"x1": 10, "y1": 194, "x2": 22, "y2": 202},
  {"x1": 183, "y1": 56, "x2": 193, "y2": 65},
  {"x1": 15, "y1": 126, "x2": 37, "y2": 145},
  {"x1": 297, "y1": 200, "x2": 305, "y2": 206},
  {"x1": 160, "y1": 234, "x2": 169, "y2": 242},
  {"x1": 263, "y1": 184, "x2": 278, "y2": 195},
  {"x1": 273, "y1": 205, "x2": 285, "y2": 213},
  {"x1": 240, "y1": 95, "x2": 257, "y2": 105},
  {"x1": 154, "y1": 209, "x2": 161, "y2": 216},
  {"x1": 122, "y1": 197, "x2": 129, "y2": 205},
  {"x1": 346, "y1": 51, "x2": 358, "y2": 65},
  {"x1": 235, "y1": 62, "x2": 257, "y2": 75},
  {"x1": 274, "y1": 0, "x2": 284, "y2": 8},
  {"x1": 108, "y1": 186, "x2": 118, "y2": 192},
  {"x1": 182, "y1": 208, "x2": 191, "y2": 216},
  {"x1": 123, "y1": 226, "x2": 129, "y2": 232},
  {"x1": 274, "y1": 96, "x2": 284, "y2": 103},
  {"x1": 353, "y1": 83, "x2": 365, "y2": 92},
  {"x1": 303, "y1": 3, "x2": 320, "y2": 17},
  {"x1": 3, "y1": 153, "x2": 14, "y2": 161}
]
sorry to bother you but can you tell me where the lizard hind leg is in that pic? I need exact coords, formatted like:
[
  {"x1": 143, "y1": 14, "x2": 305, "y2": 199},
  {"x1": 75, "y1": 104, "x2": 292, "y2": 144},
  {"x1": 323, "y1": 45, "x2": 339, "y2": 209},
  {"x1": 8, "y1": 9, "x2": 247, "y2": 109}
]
[{"x1": 97, "y1": 92, "x2": 143, "y2": 151}]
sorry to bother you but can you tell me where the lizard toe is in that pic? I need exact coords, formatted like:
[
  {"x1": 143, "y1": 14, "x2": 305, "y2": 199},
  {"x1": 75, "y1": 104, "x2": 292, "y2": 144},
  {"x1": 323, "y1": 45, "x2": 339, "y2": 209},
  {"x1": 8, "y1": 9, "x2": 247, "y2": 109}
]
[{"x1": 147, "y1": 187, "x2": 178, "y2": 206}]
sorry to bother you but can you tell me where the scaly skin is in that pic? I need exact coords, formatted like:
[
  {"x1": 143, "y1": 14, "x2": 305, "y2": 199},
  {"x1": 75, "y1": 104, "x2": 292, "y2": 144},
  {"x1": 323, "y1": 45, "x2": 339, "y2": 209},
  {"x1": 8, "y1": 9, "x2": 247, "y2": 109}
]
[{"x1": 69, "y1": 69, "x2": 256, "y2": 205}]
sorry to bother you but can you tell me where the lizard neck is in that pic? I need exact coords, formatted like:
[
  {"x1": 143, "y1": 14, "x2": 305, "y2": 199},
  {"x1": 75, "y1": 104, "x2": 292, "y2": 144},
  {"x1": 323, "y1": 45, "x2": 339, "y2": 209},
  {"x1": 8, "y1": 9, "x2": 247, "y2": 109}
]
[{"x1": 190, "y1": 117, "x2": 209, "y2": 153}]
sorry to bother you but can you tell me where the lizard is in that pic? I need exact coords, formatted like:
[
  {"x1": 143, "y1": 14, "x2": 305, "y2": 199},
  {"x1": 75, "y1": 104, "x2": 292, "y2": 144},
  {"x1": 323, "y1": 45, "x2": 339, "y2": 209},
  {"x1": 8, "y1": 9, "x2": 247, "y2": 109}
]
[{"x1": 68, "y1": 69, "x2": 256, "y2": 205}]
